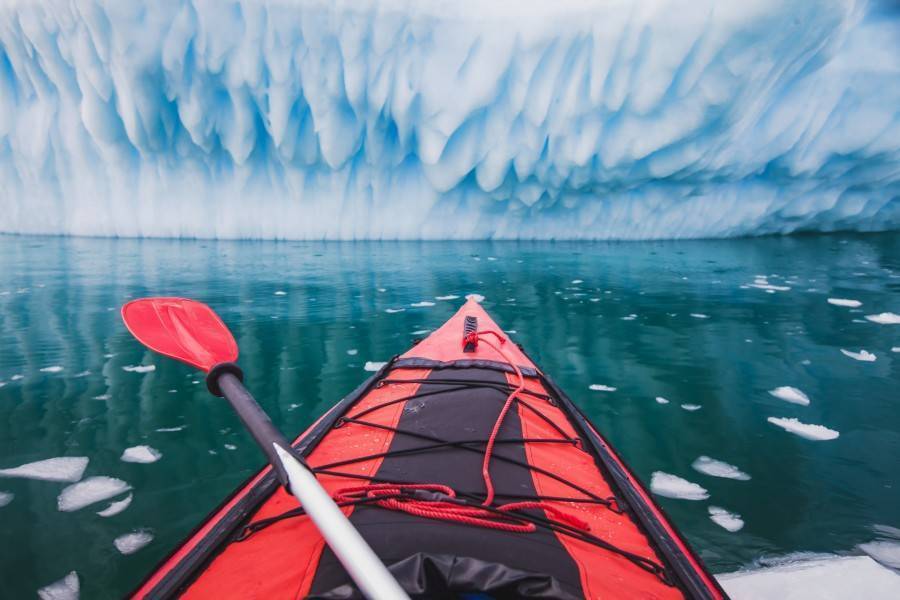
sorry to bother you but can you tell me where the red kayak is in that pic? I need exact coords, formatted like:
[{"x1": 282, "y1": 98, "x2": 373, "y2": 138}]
[{"x1": 131, "y1": 299, "x2": 723, "y2": 599}]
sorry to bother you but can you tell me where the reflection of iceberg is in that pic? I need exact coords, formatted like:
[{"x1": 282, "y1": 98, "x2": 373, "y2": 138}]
[{"x1": 0, "y1": 0, "x2": 898, "y2": 239}]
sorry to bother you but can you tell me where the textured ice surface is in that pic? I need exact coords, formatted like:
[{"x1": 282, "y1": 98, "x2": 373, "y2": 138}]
[
  {"x1": 692, "y1": 456, "x2": 751, "y2": 481},
  {"x1": 589, "y1": 384, "x2": 616, "y2": 392},
  {"x1": 859, "y1": 541, "x2": 900, "y2": 570},
  {"x1": 113, "y1": 530, "x2": 153, "y2": 555},
  {"x1": 828, "y1": 298, "x2": 862, "y2": 308},
  {"x1": 120, "y1": 446, "x2": 162, "y2": 464},
  {"x1": 0, "y1": 457, "x2": 88, "y2": 483},
  {"x1": 1, "y1": 0, "x2": 898, "y2": 240},
  {"x1": 57, "y1": 476, "x2": 131, "y2": 512},
  {"x1": 768, "y1": 417, "x2": 840, "y2": 440},
  {"x1": 769, "y1": 386, "x2": 811, "y2": 406},
  {"x1": 650, "y1": 471, "x2": 709, "y2": 500},
  {"x1": 122, "y1": 365, "x2": 156, "y2": 373},
  {"x1": 709, "y1": 506, "x2": 745, "y2": 532},
  {"x1": 865, "y1": 312, "x2": 900, "y2": 324},
  {"x1": 96, "y1": 493, "x2": 132, "y2": 517},
  {"x1": 840, "y1": 349, "x2": 876, "y2": 362},
  {"x1": 0, "y1": 491, "x2": 13, "y2": 507},
  {"x1": 37, "y1": 571, "x2": 79, "y2": 600},
  {"x1": 364, "y1": 361, "x2": 386, "y2": 372}
]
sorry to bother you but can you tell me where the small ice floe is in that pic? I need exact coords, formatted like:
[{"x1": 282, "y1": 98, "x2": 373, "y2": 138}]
[
  {"x1": 690, "y1": 313, "x2": 709, "y2": 319},
  {"x1": 11, "y1": 374, "x2": 24, "y2": 381},
  {"x1": 487, "y1": 256, "x2": 497, "y2": 261},
  {"x1": 155, "y1": 425, "x2": 186, "y2": 432},
  {"x1": 865, "y1": 313, "x2": 900, "y2": 325},
  {"x1": 767, "y1": 417, "x2": 839, "y2": 440},
  {"x1": 37, "y1": 571, "x2": 79, "y2": 600},
  {"x1": 655, "y1": 397, "x2": 670, "y2": 404},
  {"x1": 571, "y1": 279, "x2": 583, "y2": 284},
  {"x1": 828, "y1": 298, "x2": 862, "y2": 308},
  {"x1": 681, "y1": 404, "x2": 702, "y2": 411},
  {"x1": 91, "y1": 393, "x2": 111, "y2": 400},
  {"x1": 122, "y1": 365, "x2": 156, "y2": 373},
  {"x1": 377, "y1": 288, "x2": 387, "y2": 293},
  {"x1": 274, "y1": 290, "x2": 286, "y2": 296},
  {"x1": 747, "y1": 277, "x2": 790, "y2": 292},
  {"x1": 224, "y1": 444, "x2": 237, "y2": 451},
  {"x1": 120, "y1": 446, "x2": 162, "y2": 464},
  {"x1": 410, "y1": 301, "x2": 435, "y2": 307},
  {"x1": 0, "y1": 457, "x2": 89, "y2": 483},
  {"x1": 114, "y1": 530, "x2": 154, "y2": 555},
  {"x1": 650, "y1": 472, "x2": 709, "y2": 500},
  {"x1": 692, "y1": 456, "x2": 751, "y2": 481},
  {"x1": 709, "y1": 506, "x2": 745, "y2": 532},
  {"x1": 893, "y1": 347, "x2": 900, "y2": 353},
  {"x1": 74, "y1": 370, "x2": 91, "y2": 378},
  {"x1": 364, "y1": 361, "x2": 387, "y2": 372},
  {"x1": 346, "y1": 349, "x2": 358, "y2": 356},
  {"x1": 0, "y1": 382, "x2": 5, "y2": 388},
  {"x1": 621, "y1": 314, "x2": 637, "y2": 321},
  {"x1": 96, "y1": 493, "x2": 133, "y2": 517},
  {"x1": 58, "y1": 477, "x2": 132, "y2": 512},
  {"x1": 589, "y1": 384, "x2": 617, "y2": 392},
  {"x1": 840, "y1": 349, "x2": 876, "y2": 362},
  {"x1": 466, "y1": 294, "x2": 485, "y2": 303},
  {"x1": 768, "y1": 386, "x2": 810, "y2": 406},
  {"x1": 411, "y1": 330, "x2": 430, "y2": 335},
  {"x1": 385, "y1": 308, "x2": 405, "y2": 314},
  {"x1": 288, "y1": 403, "x2": 301, "y2": 411},
  {"x1": 435, "y1": 295, "x2": 459, "y2": 301},
  {"x1": 0, "y1": 491, "x2": 13, "y2": 507},
  {"x1": 40, "y1": 365, "x2": 64, "y2": 373}
]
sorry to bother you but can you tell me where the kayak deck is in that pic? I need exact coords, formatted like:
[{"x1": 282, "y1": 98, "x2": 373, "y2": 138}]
[{"x1": 134, "y1": 300, "x2": 723, "y2": 599}]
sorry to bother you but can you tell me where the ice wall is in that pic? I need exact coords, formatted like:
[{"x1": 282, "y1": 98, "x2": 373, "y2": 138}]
[{"x1": 0, "y1": 0, "x2": 898, "y2": 239}]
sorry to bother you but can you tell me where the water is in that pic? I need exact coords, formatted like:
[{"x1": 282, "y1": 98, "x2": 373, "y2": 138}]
[{"x1": 0, "y1": 233, "x2": 898, "y2": 598}]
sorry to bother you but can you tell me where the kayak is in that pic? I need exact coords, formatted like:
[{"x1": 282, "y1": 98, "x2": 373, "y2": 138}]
[{"x1": 131, "y1": 299, "x2": 724, "y2": 599}]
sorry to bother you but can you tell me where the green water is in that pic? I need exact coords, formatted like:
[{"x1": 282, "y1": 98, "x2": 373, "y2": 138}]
[{"x1": 0, "y1": 234, "x2": 898, "y2": 598}]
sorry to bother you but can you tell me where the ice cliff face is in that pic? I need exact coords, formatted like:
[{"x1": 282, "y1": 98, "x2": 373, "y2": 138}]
[{"x1": 0, "y1": 0, "x2": 898, "y2": 239}]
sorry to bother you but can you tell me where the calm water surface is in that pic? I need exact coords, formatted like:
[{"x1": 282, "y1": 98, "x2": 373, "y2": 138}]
[{"x1": 0, "y1": 234, "x2": 898, "y2": 597}]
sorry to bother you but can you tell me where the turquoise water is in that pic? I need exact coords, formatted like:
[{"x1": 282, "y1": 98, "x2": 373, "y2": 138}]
[{"x1": 0, "y1": 234, "x2": 898, "y2": 598}]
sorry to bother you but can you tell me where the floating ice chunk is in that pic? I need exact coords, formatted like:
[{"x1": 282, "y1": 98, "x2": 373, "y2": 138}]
[
  {"x1": 768, "y1": 386, "x2": 810, "y2": 406},
  {"x1": 385, "y1": 308, "x2": 405, "y2": 314},
  {"x1": 364, "y1": 362, "x2": 387, "y2": 372},
  {"x1": 155, "y1": 425, "x2": 186, "y2": 432},
  {"x1": 435, "y1": 295, "x2": 459, "y2": 301},
  {"x1": 692, "y1": 456, "x2": 751, "y2": 481},
  {"x1": 828, "y1": 298, "x2": 862, "y2": 308},
  {"x1": 92, "y1": 394, "x2": 111, "y2": 400},
  {"x1": 589, "y1": 384, "x2": 616, "y2": 392},
  {"x1": 840, "y1": 349, "x2": 876, "y2": 362},
  {"x1": 96, "y1": 493, "x2": 133, "y2": 517},
  {"x1": 681, "y1": 404, "x2": 702, "y2": 411},
  {"x1": 655, "y1": 397, "x2": 670, "y2": 404},
  {"x1": 274, "y1": 290, "x2": 287, "y2": 296},
  {"x1": 466, "y1": 294, "x2": 485, "y2": 303},
  {"x1": 11, "y1": 375, "x2": 24, "y2": 381},
  {"x1": 40, "y1": 366, "x2": 64, "y2": 373},
  {"x1": 865, "y1": 313, "x2": 900, "y2": 325},
  {"x1": 0, "y1": 491, "x2": 12, "y2": 507},
  {"x1": 58, "y1": 477, "x2": 132, "y2": 512},
  {"x1": 767, "y1": 417, "x2": 839, "y2": 440},
  {"x1": 123, "y1": 365, "x2": 156, "y2": 373},
  {"x1": 690, "y1": 313, "x2": 709, "y2": 319},
  {"x1": 893, "y1": 347, "x2": 900, "y2": 353},
  {"x1": 74, "y1": 370, "x2": 91, "y2": 378},
  {"x1": 0, "y1": 382, "x2": 5, "y2": 388},
  {"x1": 346, "y1": 349, "x2": 358, "y2": 356},
  {"x1": 410, "y1": 301, "x2": 435, "y2": 307},
  {"x1": 0, "y1": 457, "x2": 89, "y2": 483},
  {"x1": 224, "y1": 444, "x2": 237, "y2": 451},
  {"x1": 120, "y1": 446, "x2": 162, "y2": 464},
  {"x1": 37, "y1": 571, "x2": 79, "y2": 600},
  {"x1": 114, "y1": 530, "x2": 153, "y2": 555},
  {"x1": 411, "y1": 330, "x2": 430, "y2": 335},
  {"x1": 748, "y1": 278, "x2": 791, "y2": 292},
  {"x1": 377, "y1": 288, "x2": 387, "y2": 293},
  {"x1": 487, "y1": 257, "x2": 497, "y2": 261},
  {"x1": 621, "y1": 314, "x2": 637, "y2": 321},
  {"x1": 571, "y1": 280, "x2": 583, "y2": 284},
  {"x1": 650, "y1": 472, "x2": 709, "y2": 500},
  {"x1": 709, "y1": 506, "x2": 745, "y2": 532}
]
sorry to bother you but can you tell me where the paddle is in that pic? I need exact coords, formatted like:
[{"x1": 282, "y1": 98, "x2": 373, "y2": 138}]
[{"x1": 121, "y1": 297, "x2": 408, "y2": 600}]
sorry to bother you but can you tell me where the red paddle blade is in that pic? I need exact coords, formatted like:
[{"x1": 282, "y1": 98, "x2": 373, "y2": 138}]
[{"x1": 121, "y1": 298, "x2": 238, "y2": 372}]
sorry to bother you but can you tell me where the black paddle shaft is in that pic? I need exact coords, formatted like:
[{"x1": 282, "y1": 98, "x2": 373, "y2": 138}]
[{"x1": 212, "y1": 369, "x2": 295, "y2": 487}]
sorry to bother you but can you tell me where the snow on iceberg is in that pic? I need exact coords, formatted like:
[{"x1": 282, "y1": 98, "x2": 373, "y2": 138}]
[{"x1": 0, "y1": 0, "x2": 898, "y2": 240}]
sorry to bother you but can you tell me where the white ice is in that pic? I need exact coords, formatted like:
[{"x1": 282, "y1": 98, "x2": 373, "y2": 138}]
[
  {"x1": 650, "y1": 472, "x2": 709, "y2": 501},
  {"x1": 692, "y1": 456, "x2": 751, "y2": 481},
  {"x1": 155, "y1": 425, "x2": 186, "y2": 432},
  {"x1": 385, "y1": 308, "x2": 405, "y2": 314},
  {"x1": 767, "y1": 417, "x2": 840, "y2": 441},
  {"x1": 865, "y1": 312, "x2": 900, "y2": 324},
  {"x1": 96, "y1": 493, "x2": 133, "y2": 517},
  {"x1": 122, "y1": 365, "x2": 156, "y2": 373},
  {"x1": 274, "y1": 290, "x2": 286, "y2": 296},
  {"x1": 690, "y1": 313, "x2": 709, "y2": 319},
  {"x1": 0, "y1": 457, "x2": 88, "y2": 483},
  {"x1": 709, "y1": 506, "x2": 745, "y2": 532},
  {"x1": 40, "y1": 366, "x2": 64, "y2": 373},
  {"x1": 768, "y1": 386, "x2": 811, "y2": 406},
  {"x1": 120, "y1": 446, "x2": 162, "y2": 464},
  {"x1": 681, "y1": 404, "x2": 702, "y2": 411},
  {"x1": 436, "y1": 295, "x2": 459, "y2": 301},
  {"x1": 37, "y1": 571, "x2": 79, "y2": 600},
  {"x1": 840, "y1": 349, "x2": 876, "y2": 362},
  {"x1": 466, "y1": 294, "x2": 485, "y2": 303},
  {"x1": 0, "y1": 491, "x2": 13, "y2": 507},
  {"x1": 827, "y1": 298, "x2": 862, "y2": 308},
  {"x1": 410, "y1": 301, "x2": 435, "y2": 307},
  {"x1": 57, "y1": 477, "x2": 132, "y2": 512},
  {"x1": 655, "y1": 397, "x2": 670, "y2": 404},
  {"x1": 113, "y1": 530, "x2": 154, "y2": 555},
  {"x1": 364, "y1": 361, "x2": 387, "y2": 372},
  {"x1": 347, "y1": 349, "x2": 358, "y2": 356},
  {"x1": 589, "y1": 384, "x2": 616, "y2": 392}
]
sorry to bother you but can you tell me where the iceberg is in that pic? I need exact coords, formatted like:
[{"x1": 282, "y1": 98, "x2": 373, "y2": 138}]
[{"x1": 0, "y1": 0, "x2": 898, "y2": 239}]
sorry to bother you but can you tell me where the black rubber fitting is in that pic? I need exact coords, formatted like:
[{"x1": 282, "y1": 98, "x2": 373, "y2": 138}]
[{"x1": 206, "y1": 362, "x2": 244, "y2": 397}]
